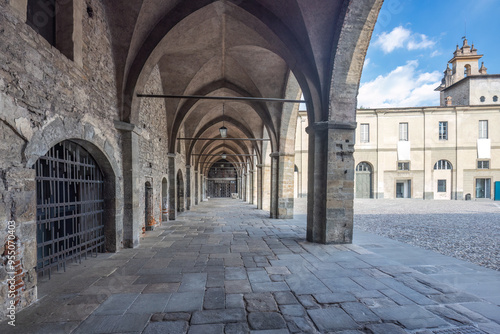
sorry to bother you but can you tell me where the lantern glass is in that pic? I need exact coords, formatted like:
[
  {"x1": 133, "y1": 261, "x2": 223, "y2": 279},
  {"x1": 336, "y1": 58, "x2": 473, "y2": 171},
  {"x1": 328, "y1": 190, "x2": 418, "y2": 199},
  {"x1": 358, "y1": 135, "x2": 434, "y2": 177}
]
[{"x1": 219, "y1": 126, "x2": 227, "y2": 138}]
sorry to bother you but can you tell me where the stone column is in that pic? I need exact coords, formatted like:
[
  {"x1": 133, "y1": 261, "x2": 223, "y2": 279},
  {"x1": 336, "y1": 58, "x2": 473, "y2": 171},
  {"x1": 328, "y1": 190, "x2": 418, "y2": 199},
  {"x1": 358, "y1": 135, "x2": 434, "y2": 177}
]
[
  {"x1": 186, "y1": 165, "x2": 191, "y2": 210},
  {"x1": 256, "y1": 165, "x2": 263, "y2": 209},
  {"x1": 242, "y1": 173, "x2": 247, "y2": 202},
  {"x1": 270, "y1": 152, "x2": 295, "y2": 219},
  {"x1": 115, "y1": 121, "x2": 142, "y2": 248},
  {"x1": 306, "y1": 121, "x2": 355, "y2": 244},
  {"x1": 249, "y1": 170, "x2": 254, "y2": 204},
  {"x1": 195, "y1": 170, "x2": 199, "y2": 205},
  {"x1": 202, "y1": 175, "x2": 206, "y2": 201},
  {"x1": 238, "y1": 176, "x2": 242, "y2": 199},
  {"x1": 261, "y1": 164, "x2": 271, "y2": 211},
  {"x1": 167, "y1": 154, "x2": 177, "y2": 220},
  {"x1": 269, "y1": 154, "x2": 278, "y2": 218}
]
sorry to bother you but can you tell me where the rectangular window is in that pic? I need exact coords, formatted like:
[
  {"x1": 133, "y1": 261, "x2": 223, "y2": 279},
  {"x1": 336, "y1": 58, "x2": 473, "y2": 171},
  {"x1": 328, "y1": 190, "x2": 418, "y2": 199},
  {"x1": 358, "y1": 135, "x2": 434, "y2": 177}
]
[
  {"x1": 437, "y1": 180, "x2": 446, "y2": 192},
  {"x1": 398, "y1": 162, "x2": 410, "y2": 171},
  {"x1": 476, "y1": 178, "x2": 491, "y2": 199},
  {"x1": 479, "y1": 120, "x2": 488, "y2": 139},
  {"x1": 399, "y1": 122, "x2": 408, "y2": 141},
  {"x1": 27, "y1": 0, "x2": 56, "y2": 46},
  {"x1": 439, "y1": 121, "x2": 448, "y2": 140},
  {"x1": 360, "y1": 124, "x2": 369, "y2": 143},
  {"x1": 26, "y1": 0, "x2": 76, "y2": 61},
  {"x1": 477, "y1": 160, "x2": 490, "y2": 169}
]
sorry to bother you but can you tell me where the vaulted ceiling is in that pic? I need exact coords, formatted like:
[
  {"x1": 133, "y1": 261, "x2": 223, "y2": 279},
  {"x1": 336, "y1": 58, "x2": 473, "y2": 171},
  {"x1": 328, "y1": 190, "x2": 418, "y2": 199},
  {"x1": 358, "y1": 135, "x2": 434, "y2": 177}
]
[{"x1": 102, "y1": 0, "x2": 380, "y2": 171}]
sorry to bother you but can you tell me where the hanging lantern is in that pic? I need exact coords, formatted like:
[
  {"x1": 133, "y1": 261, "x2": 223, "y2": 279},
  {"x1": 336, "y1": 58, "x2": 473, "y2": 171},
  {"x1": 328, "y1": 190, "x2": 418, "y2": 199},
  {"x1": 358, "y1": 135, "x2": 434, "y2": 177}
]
[{"x1": 219, "y1": 125, "x2": 227, "y2": 138}]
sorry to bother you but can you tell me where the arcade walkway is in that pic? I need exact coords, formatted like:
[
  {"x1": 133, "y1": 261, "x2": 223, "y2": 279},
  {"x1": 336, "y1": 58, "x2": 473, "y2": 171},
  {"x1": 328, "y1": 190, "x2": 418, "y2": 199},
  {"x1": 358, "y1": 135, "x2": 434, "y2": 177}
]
[{"x1": 2, "y1": 199, "x2": 499, "y2": 334}]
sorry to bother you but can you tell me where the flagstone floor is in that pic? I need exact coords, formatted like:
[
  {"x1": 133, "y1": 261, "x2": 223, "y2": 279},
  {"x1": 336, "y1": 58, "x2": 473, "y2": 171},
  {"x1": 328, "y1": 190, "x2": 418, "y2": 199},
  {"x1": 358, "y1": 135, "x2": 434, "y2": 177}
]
[{"x1": 1, "y1": 198, "x2": 499, "y2": 333}]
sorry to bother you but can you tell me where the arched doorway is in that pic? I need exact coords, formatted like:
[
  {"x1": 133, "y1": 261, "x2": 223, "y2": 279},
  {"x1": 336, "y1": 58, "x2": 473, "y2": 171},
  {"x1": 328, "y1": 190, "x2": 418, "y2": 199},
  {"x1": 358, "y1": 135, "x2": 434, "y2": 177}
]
[
  {"x1": 355, "y1": 162, "x2": 373, "y2": 199},
  {"x1": 162, "y1": 178, "x2": 168, "y2": 222},
  {"x1": 144, "y1": 181, "x2": 153, "y2": 231},
  {"x1": 433, "y1": 160, "x2": 452, "y2": 200},
  {"x1": 34, "y1": 140, "x2": 113, "y2": 277},
  {"x1": 177, "y1": 170, "x2": 185, "y2": 212},
  {"x1": 207, "y1": 160, "x2": 237, "y2": 198}
]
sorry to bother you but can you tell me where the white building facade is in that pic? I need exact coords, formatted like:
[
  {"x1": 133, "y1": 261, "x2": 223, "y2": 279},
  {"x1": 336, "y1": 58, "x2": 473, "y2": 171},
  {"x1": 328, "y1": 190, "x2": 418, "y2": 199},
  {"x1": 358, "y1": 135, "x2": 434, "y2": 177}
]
[{"x1": 353, "y1": 40, "x2": 500, "y2": 200}]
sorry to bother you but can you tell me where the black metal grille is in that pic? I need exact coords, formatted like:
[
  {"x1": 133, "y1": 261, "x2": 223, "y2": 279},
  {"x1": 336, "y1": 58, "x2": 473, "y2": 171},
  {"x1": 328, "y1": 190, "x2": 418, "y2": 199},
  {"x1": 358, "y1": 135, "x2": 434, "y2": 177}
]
[
  {"x1": 35, "y1": 141, "x2": 105, "y2": 278},
  {"x1": 207, "y1": 180, "x2": 236, "y2": 198}
]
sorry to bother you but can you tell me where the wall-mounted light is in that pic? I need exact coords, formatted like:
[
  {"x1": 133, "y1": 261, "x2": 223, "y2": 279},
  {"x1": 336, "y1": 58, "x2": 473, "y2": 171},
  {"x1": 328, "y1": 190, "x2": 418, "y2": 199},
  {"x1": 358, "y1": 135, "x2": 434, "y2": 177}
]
[
  {"x1": 219, "y1": 104, "x2": 227, "y2": 138},
  {"x1": 221, "y1": 153, "x2": 227, "y2": 159}
]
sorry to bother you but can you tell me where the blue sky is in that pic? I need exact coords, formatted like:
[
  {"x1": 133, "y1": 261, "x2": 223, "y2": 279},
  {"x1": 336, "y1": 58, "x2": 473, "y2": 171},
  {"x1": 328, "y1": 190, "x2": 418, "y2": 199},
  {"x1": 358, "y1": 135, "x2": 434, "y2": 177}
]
[{"x1": 357, "y1": 0, "x2": 500, "y2": 108}]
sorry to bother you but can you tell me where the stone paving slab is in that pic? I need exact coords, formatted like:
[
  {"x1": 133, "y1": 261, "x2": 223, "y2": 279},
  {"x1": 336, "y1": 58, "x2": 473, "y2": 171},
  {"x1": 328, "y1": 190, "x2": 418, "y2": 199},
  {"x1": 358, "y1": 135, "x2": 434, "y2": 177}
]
[{"x1": 1, "y1": 199, "x2": 499, "y2": 334}]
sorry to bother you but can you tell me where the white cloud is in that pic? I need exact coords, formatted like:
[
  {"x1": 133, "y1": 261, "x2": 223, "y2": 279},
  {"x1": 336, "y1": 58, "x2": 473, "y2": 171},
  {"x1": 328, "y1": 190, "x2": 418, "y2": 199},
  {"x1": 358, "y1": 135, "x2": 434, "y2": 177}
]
[
  {"x1": 374, "y1": 26, "x2": 436, "y2": 53},
  {"x1": 363, "y1": 57, "x2": 371, "y2": 69},
  {"x1": 375, "y1": 26, "x2": 411, "y2": 53},
  {"x1": 430, "y1": 50, "x2": 441, "y2": 57},
  {"x1": 357, "y1": 60, "x2": 441, "y2": 108},
  {"x1": 407, "y1": 33, "x2": 436, "y2": 50}
]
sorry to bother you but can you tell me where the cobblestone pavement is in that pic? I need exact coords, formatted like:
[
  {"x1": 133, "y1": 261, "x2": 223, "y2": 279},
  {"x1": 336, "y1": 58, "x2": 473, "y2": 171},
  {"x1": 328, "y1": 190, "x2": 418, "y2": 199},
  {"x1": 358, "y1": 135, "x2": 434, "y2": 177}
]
[
  {"x1": 295, "y1": 198, "x2": 500, "y2": 271},
  {"x1": 2, "y1": 199, "x2": 499, "y2": 333},
  {"x1": 353, "y1": 199, "x2": 500, "y2": 271}
]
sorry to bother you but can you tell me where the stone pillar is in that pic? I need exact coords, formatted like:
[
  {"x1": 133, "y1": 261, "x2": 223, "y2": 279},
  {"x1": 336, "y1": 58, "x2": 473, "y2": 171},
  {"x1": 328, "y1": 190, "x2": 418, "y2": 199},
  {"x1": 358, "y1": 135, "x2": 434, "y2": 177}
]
[
  {"x1": 248, "y1": 170, "x2": 253, "y2": 204},
  {"x1": 262, "y1": 164, "x2": 271, "y2": 211},
  {"x1": 202, "y1": 175, "x2": 206, "y2": 201},
  {"x1": 195, "y1": 170, "x2": 199, "y2": 205},
  {"x1": 167, "y1": 154, "x2": 177, "y2": 220},
  {"x1": 242, "y1": 173, "x2": 247, "y2": 202},
  {"x1": 270, "y1": 152, "x2": 295, "y2": 219},
  {"x1": 115, "y1": 121, "x2": 142, "y2": 248},
  {"x1": 236, "y1": 176, "x2": 241, "y2": 199},
  {"x1": 269, "y1": 155, "x2": 278, "y2": 218},
  {"x1": 186, "y1": 165, "x2": 191, "y2": 210},
  {"x1": 256, "y1": 165, "x2": 263, "y2": 209},
  {"x1": 306, "y1": 121, "x2": 355, "y2": 244},
  {"x1": 0, "y1": 167, "x2": 37, "y2": 311}
]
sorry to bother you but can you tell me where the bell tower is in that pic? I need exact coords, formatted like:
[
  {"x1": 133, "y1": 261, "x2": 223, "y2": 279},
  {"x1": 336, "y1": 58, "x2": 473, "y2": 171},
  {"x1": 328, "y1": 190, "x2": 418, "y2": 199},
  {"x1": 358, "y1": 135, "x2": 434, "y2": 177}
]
[{"x1": 435, "y1": 38, "x2": 489, "y2": 106}]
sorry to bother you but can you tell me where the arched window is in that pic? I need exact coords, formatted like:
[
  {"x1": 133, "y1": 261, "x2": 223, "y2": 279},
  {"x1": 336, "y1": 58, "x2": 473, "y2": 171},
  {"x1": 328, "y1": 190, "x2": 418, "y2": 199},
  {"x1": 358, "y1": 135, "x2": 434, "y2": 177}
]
[
  {"x1": 480, "y1": 96, "x2": 486, "y2": 103},
  {"x1": 464, "y1": 64, "x2": 471, "y2": 77},
  {"x1": 434, "y1": 160, "x2": 452, "y2": 170},
  {"x1": 356, "y1": 162, "x2": 372, "y2": 172},
  {"x1": 493, "y1": 96, "x2": 498, "y2": 102}
]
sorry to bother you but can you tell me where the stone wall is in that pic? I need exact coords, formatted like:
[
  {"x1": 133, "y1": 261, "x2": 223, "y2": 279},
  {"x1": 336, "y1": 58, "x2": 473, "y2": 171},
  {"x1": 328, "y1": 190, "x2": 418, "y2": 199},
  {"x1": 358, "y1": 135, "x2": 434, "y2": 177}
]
[
  {"x1": 0, "y1": 0, "x2": 122, "y2": 319},
  {"x1": 444, "y1": 80, "x2": 470, "y2": 106},
  {"x1": 138, "y1": 65, "x2": 169, "y2": 232}
]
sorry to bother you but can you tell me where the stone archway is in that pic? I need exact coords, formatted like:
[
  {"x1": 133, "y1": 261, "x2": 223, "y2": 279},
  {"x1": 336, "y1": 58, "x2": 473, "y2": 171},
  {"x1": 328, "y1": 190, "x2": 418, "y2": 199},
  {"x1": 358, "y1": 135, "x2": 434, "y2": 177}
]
[{"x1": 33, "y1": 139, "x2": 117, "y2": 278}]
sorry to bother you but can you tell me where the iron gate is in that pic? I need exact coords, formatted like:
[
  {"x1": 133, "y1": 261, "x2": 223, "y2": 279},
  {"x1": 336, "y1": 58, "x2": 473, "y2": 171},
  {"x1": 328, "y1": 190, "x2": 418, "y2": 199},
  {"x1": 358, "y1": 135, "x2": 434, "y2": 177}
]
[
  {"x1": 35, "y1": 141, "x2": 105, "y2": 277},
  {"x1": 207, "y1": 180, "x2": 236, "y2": 197}
]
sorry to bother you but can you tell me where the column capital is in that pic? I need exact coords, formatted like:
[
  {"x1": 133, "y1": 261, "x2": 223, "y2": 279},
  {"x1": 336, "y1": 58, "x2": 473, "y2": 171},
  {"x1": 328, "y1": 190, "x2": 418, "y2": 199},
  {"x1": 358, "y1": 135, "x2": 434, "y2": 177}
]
[
  {"x1": 167, "y1": 153, "x2": 176, "y2": 158},
  {"x1": 305, "y1": 121, "x2": 357, "y2": 134},
  {"x1": 114, "y1": 120, "x2": 142, "y2": 135},
  {"x1": 256, "y1": 164, "x2": 269, "y2": 168},
  {"x1": 186, "y1": 165, "x2": 191, "y2": 169}
]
